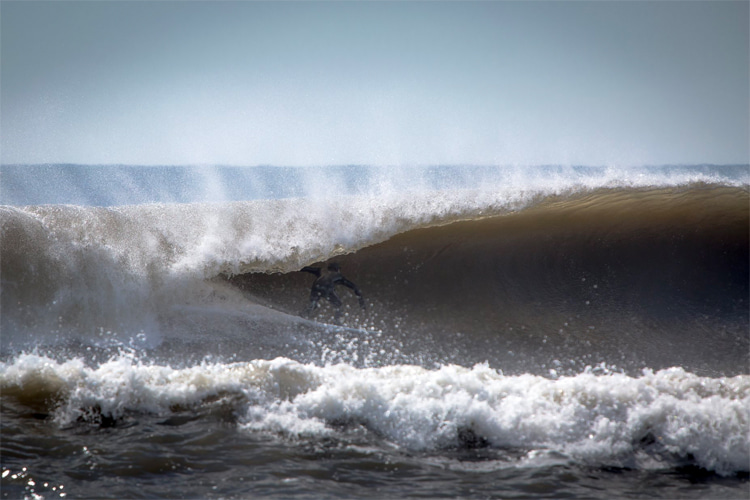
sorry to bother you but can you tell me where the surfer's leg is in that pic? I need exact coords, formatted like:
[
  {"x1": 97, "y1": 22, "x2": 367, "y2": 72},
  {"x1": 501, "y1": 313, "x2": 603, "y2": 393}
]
[
  {"x1": 305, "y1": 290, "x2": 322, "y2": 317},
  {"x1": 327, "y1": 292, "x2": 343, "y2": 323},
  {"x1": 326, "y1": 292, "x2": 342, "y2": 308},
  {"x1": 305, "y1": 299, "x2": 317, "y2": 317}
]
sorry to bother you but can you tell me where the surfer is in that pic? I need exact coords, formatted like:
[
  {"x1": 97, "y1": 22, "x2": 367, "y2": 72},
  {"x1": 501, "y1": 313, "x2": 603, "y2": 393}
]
[{"x1": 301, "y1": 262, "x2": 366, "y2": 321}]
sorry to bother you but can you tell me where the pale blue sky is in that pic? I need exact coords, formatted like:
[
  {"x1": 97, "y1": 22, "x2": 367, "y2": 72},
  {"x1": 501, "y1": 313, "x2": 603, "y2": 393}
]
[{"x1": 1, "y1": 1, "x2": 748, "y2": 166}]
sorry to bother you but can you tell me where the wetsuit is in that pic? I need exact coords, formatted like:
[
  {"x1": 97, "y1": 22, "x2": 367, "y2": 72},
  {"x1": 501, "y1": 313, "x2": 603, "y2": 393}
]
[{"x1": 302, "y1": 263, "x2": 365, "y2": 320}]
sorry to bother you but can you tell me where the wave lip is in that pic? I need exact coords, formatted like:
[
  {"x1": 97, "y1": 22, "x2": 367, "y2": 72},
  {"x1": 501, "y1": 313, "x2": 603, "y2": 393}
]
[
  {"x1": 2, "y1": 164, "x2": 749, "y2": 207},
  {"x1": 2, "y1": 354, "x2": 747, "y2": 476}
]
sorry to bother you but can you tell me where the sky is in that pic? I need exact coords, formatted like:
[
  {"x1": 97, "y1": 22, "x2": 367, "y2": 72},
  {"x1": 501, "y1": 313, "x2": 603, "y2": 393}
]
[{"x1": 1, "y1": 1, "x2": 748, "y2": 167}]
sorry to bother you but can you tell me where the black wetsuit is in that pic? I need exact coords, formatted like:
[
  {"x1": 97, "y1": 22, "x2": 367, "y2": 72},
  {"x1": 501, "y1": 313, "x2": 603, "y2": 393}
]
[{"x1": 302, "y1": 264, "x2": 365, "y2": 320}]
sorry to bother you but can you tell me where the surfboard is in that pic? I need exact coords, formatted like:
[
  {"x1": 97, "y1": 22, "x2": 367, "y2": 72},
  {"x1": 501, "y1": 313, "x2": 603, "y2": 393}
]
[{"x1": 296, "y1": 315, "x2": 379, "y2": 335}]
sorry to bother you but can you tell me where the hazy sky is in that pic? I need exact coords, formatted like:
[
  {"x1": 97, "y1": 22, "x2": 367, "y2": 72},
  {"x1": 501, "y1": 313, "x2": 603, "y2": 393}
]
[{"x1": 1, "y1": 1, "x2": 748, "y2": 166}]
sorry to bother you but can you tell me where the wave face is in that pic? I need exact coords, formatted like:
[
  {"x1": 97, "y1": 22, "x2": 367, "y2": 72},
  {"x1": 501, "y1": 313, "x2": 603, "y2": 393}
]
[
  {"x1": 1, "y1": 165, "x2": 749, "y2": 496},
  {"x1": 229, "y1": 185, "x2": 749, "y2": 375},
  {"x1": 2, "y1": 167, "x2": 747, "y2": 373}
]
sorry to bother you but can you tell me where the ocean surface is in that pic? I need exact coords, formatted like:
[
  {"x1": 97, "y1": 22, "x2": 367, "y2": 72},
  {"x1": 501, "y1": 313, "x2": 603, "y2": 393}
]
[{"x1": 1, "y1": 165, "x2": 748, "y2": 499}]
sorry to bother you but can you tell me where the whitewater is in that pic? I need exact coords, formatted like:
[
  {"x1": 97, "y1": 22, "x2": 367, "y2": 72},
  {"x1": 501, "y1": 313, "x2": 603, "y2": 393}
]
[{"x1": 1, "y1": 165, "x2": 748, "y2": 499}]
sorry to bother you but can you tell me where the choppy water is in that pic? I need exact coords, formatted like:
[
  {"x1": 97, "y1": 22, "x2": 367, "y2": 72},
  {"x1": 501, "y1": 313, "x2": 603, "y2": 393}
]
[{"x1": 1, "y1": 165, "x2": 748, "y2": 499}]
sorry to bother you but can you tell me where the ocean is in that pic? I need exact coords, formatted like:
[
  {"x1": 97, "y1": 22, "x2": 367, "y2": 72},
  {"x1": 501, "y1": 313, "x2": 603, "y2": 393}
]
[{"x1": 1, "y1": 165, "x2": 748, "y2": 499}]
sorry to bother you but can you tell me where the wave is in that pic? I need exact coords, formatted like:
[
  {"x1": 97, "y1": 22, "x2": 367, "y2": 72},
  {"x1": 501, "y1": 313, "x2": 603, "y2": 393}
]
[
  {"x1": 1, "y1": 166, "x2": 749, "y2": 481},
  {"x1": 227, "y1": 184, "x2": 750, "y2": 375},
  {"x1": 1, "y1": 353, "x2": 748, "y2": 476},
  {"x1": 3, "y1": 180, "x2": 747, "y2": 373}
]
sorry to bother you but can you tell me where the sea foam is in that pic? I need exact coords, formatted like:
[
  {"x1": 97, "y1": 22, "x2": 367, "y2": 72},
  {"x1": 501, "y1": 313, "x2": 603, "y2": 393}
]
[{"x1": 2, "y1": 353, "x2": 747, "y2": 476}]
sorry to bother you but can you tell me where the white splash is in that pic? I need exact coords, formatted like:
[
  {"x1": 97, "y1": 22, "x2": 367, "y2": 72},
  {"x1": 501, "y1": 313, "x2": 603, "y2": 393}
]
[{"x1": 2, "y1": 353, "x2": 747, "y2": 476}]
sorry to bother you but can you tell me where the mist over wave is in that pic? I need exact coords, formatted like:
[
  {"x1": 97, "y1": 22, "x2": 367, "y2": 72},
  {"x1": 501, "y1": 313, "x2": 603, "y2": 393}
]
[{"x1": 2, "y1": 164, "x2": 748, "y2": 206}]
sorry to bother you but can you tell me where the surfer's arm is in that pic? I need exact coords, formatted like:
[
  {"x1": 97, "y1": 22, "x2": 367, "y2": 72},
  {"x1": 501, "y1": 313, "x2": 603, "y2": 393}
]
[
  {"x1": 340, "y1": 278, "x2": 366, "y2": 309},
  {"x1": 300, "y1": 266, "x2": 321, "y2": 277}
]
